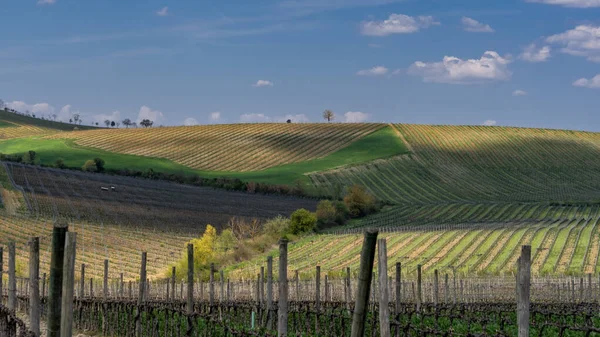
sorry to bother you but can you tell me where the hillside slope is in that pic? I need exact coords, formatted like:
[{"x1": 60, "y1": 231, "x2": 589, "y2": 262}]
[{"x1": 0, "y1": 109, "x2": 98, "y2": 139}]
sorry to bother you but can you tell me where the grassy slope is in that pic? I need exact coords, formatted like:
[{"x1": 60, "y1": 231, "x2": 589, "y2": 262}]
[{"x1": 0, "y1": 125, "x2": 407, "y2": 185}]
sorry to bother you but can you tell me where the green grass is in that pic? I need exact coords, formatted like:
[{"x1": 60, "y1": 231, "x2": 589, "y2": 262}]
[
  {"x1": 0, "y1": 126, "x2": 407, "y2": 185},
  {"x1": 0, "y1": 120, "x2": 18, "y2": 128}
]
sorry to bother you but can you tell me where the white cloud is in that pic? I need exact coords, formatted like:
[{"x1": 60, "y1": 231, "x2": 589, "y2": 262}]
[
  {"x1": 58, "y1": 104, "x2": 78, "y2": 122},
  {"x1": 461, "y1": 17, "x2": 494, "y2": 33},
  {"x1": 572, "y1": 74, "x2": 600, "y2": 88},
  {"x1": 240, "y1": 113, "x2": 271, "y2": 123},
  {"x1": 136, "y1": 105, "x2": 165, "y2": 125},
  {"x1": 519, "y1": 44, "x2": 551, "y2": 62},
  {"x1": 408, "y1": 51, "x2": 511, "y2": 84},
  {"x1": 184, "y1": 117, "x2": 198, "y2": 126},
  {"x1": 210, "y1": 112, "x2": 221, "y2": 121},
  {"x1": 360, "y1": 14, "x2": 440, "y2": 36},
  {"x1": 92, "y1": 110, "x2": 121, "y2": 126},
  {"x1": 37, "y1": 0, "x2": 56, "y2": 5},
  {"x1": 357, "y1": 66, "x2": 389, "y2": 76},
  {"x1": 253, "y1": 80, "x2": 274, "y2": 87},
  {"x1": 526, "y1": 0, "x2": 600, "y2": 7},
  {"x1": 6, "y1": 101, "x2": 55, "y2": 115},
  {"x1": 275, "y1": 114, "x2": 310, "y2": 123},
  {"x1": 344, "y1": 111, "x2": 370, "y2": 123},
  {"x1": 483, "y1": 120, "x2": 497, "y2": 126},
  {"x1": 512, "y1": 90, "x2": 527, "y2": 96},
  {"x1": 156, "y1": 7, "x2": 169, "y2": 16},
  {"x1": 546, "y1": 25, "x2": 600, "y2": 62}
]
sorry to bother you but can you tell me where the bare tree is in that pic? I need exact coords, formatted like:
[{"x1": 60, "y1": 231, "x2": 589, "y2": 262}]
[
  {"x1": 104, "y1": 119, "x2": 111, "y2": 127},
  {"x1": 323, "y1": 109, "x2": 335, "y2": 122},
  {"x1": 73, "y1": 113, "x2": 80, "y2": 125},
  {"x1": 116, "y1": 121, "x2": 120, "y2": 128},
  {"x1": 51, "y1": 114, "x2": 57, "y2": 121}
]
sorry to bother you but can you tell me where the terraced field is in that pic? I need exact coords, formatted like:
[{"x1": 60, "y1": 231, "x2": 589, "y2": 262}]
[{"x1": 48, "y1": 123, "x2": 383, "y2": 171}]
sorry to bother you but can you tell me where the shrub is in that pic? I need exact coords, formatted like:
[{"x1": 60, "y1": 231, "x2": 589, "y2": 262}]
[
  {"x1": 316, "y1": 200, "x2": 337, "y2": 227},
  {"x1": 94, "y1": 158, "x2": 105, "y2": 172},
  {"x1": 343, "y1": 185, "x2": 379, "y2": 217},
  {"x1": 333, "y1": 201, "x2": 350, "y2": 224},
  {"x1": 22, "y1": 150, "x2": 36, "y2": 164},
  {"x1": 55, "y1": 159, "x2": 66, "y2": 169},
  {"x1": 262, "y1": 215, "x2": 290, "y2": 238},
  {"x1": 289, "y1": 209, "x2": 317, "y2": 235},
  {"x1": 82, "y1": 160, "x2": 97, "y2": 172}
]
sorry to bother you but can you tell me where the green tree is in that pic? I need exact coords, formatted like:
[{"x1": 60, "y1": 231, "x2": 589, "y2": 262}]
[
  {"x1": 94, "y1": 158, "x2": 105, "y2": 172},
  {"x1": 22, "y1": 150, "x2": 36, "y2": 164},
  {"x1": 55, "y1": 159, "x2": 66, "y2": 169},
  {"x1": 316, "y1": 200, "x2": 337, "y2": 227},
  {"x1": 262, "y1": 215, "x2": 290, "y2": 238},
  {"x1": 289, "y1": 209, "x2": 317, "y2": 235}
]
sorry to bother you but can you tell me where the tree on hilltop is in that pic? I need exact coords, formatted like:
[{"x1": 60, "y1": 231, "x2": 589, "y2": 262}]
[
  {"x1": 73, "y1": 113, "x2": 80, "y2": 125},
  {"x1": 111, "y1": 121, "x2": 115, "y2": 128},
  {"x1": 140, "y1": 119, "x2": 154, "y2": 128},
  {"x1": 104, "y1": 120, "x2": 110, "y2": 127},
  {"x1": 122, "y1": 119, "x2": 132, "y2": 128},
  {"x1": 323, "y1": 109, "x2": 334, "y2": 122}
]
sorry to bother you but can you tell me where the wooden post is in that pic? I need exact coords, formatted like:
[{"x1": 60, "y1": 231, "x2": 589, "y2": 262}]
[
  {"x1": 89, "y1": 278, "x2": 93, "y2": 298},
  {"x1": 60, "y1": 232, "x2": 77, "y2": 337},
  {"x1": 8, "y1": 241, "x2": 16, "y2": 311},
  {"x1": 433, "y1": 269, "x2": 439, "y2": 308},
  {"x1": 128, "y1": 281, "x2": 132, "y2": 299},
  {"x1": 136, "y1": 252, "x2": 147, "y2": 337},
  {"x1": 350, "y1": 230, "x2": 378, "y2": 337},
  {"x1": 0, "y1": 247, "x2": 3, "y2": 306},
  {"x1": 220, "y1": 270, "x2": 225, "y2": 302},
  {"x1": 278, "y1": 239, "x2": 288, "y2": 337},
  {"x1": 29, "y1": 237, "x2": 41, "y2": 336},
  {"x1": 79, "y1": 265, "x2": 85, "y2": 298},
  {"x1": 260, "y1": 266, "x2": 265, "y2": 307},
  {"x1": 377, "y1": 238, "x2": 391, "y2": 337},
  {"x1": 416, "y1": 265, "x2": 422, "y2": 312},
  {"x1": 171, "y1": 267, "x2": 176, "y2": 301},
  {"x1": 588, "y1": 274, "x2": 593, "y2": 300},
  {"x1": 267, "y1": 256, "x2": 274, "y2": 328},
  {"x1": 48, "y1": 225, "x2": 68, "y2": 337},
  {"x1": 295, "y1": 270, "x2": 299, "y2": 301},
  {"x1": 517, "y1": 246, "x2": 531, "y2": 337},
  {"x1": 395, "y1": 263, "x2": 401, "y2": 314},
  {"x1": 103, "y1": 259, "x2": 109, "y2": 299},
  {"x1": 346, "y1": 267, "x2": 352, "y2": 308},
  {"x1": 209, "y1": 263, "x2": 215, "y2": 307},
  {"x1": 444, "y1": 274, "x2": 449, "y2": 303},
  {"x1": 315, "y1": 265, "x2": 321, "y2": 313},
  {"x1": 324, "y1": 275, "x2": 329, "y2": 302},
  {"x1": 186, "y1": 243, "x2": 194, "y2": 323},
  {"x1": 120, "y1": 273, "x2": 124, "y2": 299}
]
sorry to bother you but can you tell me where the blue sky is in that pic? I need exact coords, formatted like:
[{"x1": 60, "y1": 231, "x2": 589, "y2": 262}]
[{"x1": 0, "y1": 0, "x2": 599, "y2": 130}]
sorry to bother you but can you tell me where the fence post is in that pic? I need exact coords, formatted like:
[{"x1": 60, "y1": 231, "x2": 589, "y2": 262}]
[
  {"x1": 89, "y1": 278, "x2": 93, "y2": 298},
  {"x1": 295, "y1": 270, "x2": 299, "y2": 301},
  {"x1": 210, "y1": 263, "x2": 215, "y2": 308},
  {"x1": 316, "y1": 265, "x2": 321, "y2": 313},
  {"x1": 325, "y1": 275, "x2": 329, "y2": 303},
  {"x1": 260, "y1": 266, "x2": 265, "y2": 307},
  {"x1": 395, "y1": 263, "x2": 401, "y2": 314},
  {"x1": 220, "y1": 270, "x2": 225, "y2": 302},
  {"x1": 29, "y1": 237, "x2": 40, "y2": 336},
  {"x1": 434, "y1": 269, "x2": 439, "y2": 308},
  {"x1": 48, "y1": 225, "x2": 68, "y2": 337},
  {"x1": 171, "y1": 266, "x2": 176, "y2": 301},
  {"x1": 416, "y1": 265, "x2": 422, "y2": 312},
  {"x1": 278, "y1": 239, "x2": 288, "y2": 337},
  {"x1": 79, "y1": 265, "x2": 85, "y2": 298},
  {"x1": 378, "y1": 238, "x2": 391, "y2": 337},
  {"x1": 588, "y1": 274, "x2": 592, "y2": 301},
  {"x1": 267, "y1": 256, "x2": 274, "y2": 329},
  {"x1": 350, "y1": 229, "x2": 378, "y2": 337},
  {"x1": 60, "y1": 232, "x2": 77, "y2": 337},
  {"x1": 8, "y1": 241, "x2": 16, "y2": 311},
  {"x1": 120, "y1": 273, "x2": 124, "y2": 299},
  {"x1": 103, "y1": 260, "x2": 109, "y2": 299},
  {"x1": 0, "y1": 247, "x2": 3, "y2": 306},
  {"x1": 136, "y1": 252, "x2": 147, "y2": 337},
  {"x1": 444, "y1": 274, "x2": 449, "y2": 303},
  {"x1": 186, "y1": 244, "x2": 194, "y2": 337},
  {"x1": 517, "y1": 245, "x2": 531, "y2": 337}
]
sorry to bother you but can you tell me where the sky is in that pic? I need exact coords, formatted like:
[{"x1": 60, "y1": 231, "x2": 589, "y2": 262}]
[{"x1": 0, "y1": 0, "x2": 599, "y2": 131}]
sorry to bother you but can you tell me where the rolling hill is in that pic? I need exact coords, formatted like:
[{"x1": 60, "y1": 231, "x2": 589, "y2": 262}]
[{"x1": 1, "y1": 112, "x2": 600, "y2": 278}]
